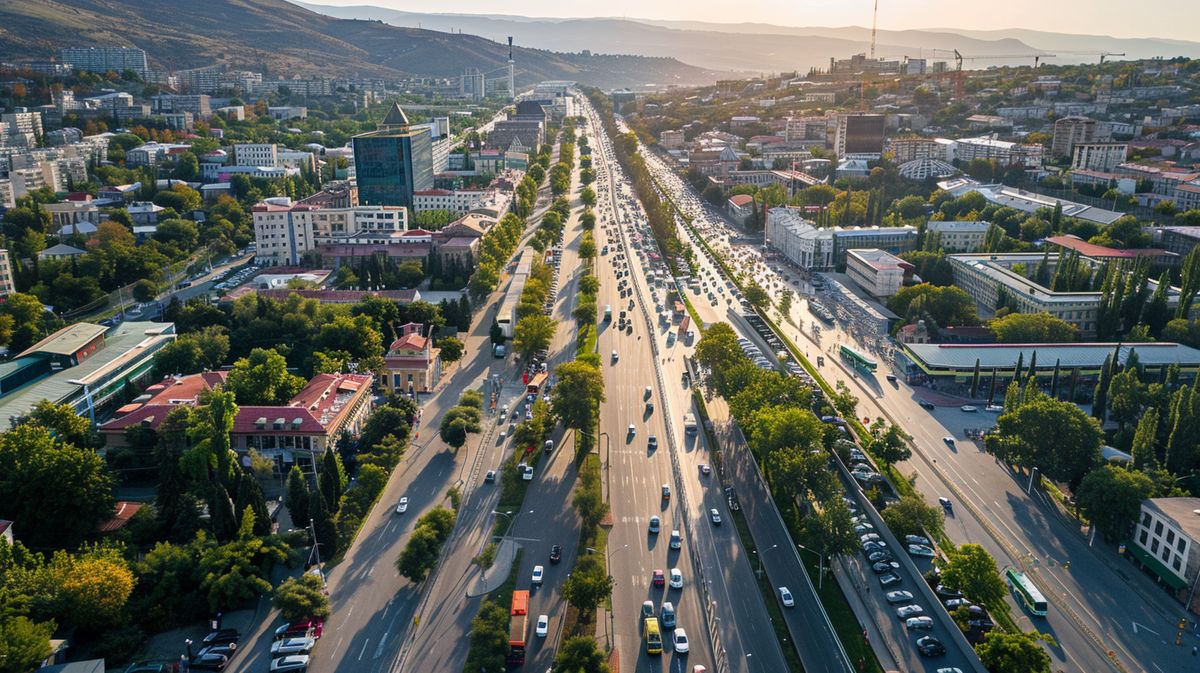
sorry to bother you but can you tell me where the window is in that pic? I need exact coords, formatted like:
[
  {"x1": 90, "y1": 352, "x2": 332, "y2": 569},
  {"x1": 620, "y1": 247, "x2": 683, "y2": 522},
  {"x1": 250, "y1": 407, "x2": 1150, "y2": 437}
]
[
  {"x1": 1155, "y1": 521, "x2": 1164, "y2": 536},
  {"x1": 1178, "y1": 538, "x2": 1186, "y2": 552},
  {"x1": 1140, "y1": 530, "x2": 1149, "y2": 545},
  {"x1": 1167, "y1": 530, "x2": 1176, "y2": 544},
  {"x1": 1174, "y1": 557, "x2": 1183, "y2": 571},
  {"x1": 1151, "y1": 539, "x2": 1159, "y2": 553},
  {"x1": 1162, "y1": 547, "x2": 1171, "y2": 562}
]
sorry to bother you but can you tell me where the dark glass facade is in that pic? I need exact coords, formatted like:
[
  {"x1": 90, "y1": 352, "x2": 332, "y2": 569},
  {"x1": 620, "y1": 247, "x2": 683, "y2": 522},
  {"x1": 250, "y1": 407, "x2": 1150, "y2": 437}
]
[{"x1": 353, "y1": 130, "x2": 433, "y2": 208}]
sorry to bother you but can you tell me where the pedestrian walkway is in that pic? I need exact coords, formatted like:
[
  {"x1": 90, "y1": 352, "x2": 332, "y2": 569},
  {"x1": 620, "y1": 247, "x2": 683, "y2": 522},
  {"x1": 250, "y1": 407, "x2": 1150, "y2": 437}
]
[
  {"x1": 832, "y1": 556, "x2": 902, "y2": 672},
  {"x1": 467, "y1": 538, "x2": 519, "y2": 597}
]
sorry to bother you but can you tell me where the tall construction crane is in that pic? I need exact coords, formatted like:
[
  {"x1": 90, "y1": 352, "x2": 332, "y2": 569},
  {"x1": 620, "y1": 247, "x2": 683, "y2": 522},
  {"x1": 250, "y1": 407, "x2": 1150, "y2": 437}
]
[
  {"x1": 869, "y1": 0, "x2": 879, "y2": 60},
  {"x1": 932, "y1": 49, "x2": 1056, "y2": 98}
]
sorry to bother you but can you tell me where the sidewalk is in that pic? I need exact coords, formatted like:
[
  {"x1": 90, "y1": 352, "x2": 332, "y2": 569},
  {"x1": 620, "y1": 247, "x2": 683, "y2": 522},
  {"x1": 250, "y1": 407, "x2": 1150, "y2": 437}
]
[
  {"x1": 832, "y1": 556, "x2": 902, "y2": 672},
  {"x1": 467, "y1": 538, "x2": 519, "y2": 597}
]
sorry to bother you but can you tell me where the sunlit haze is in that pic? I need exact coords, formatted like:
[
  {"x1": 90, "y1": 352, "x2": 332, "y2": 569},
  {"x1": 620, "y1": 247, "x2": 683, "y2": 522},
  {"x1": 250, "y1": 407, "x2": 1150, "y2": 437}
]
[{"x1": 303, "y1": 0, "x2": 1200, "y2": 41}]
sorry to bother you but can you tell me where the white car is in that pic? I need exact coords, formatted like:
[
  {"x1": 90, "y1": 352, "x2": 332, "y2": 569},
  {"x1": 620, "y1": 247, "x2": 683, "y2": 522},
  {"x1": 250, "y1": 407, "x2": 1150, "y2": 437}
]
[
  {"x1": 394, "y1": 497, "x2": 408, "y2": 514},
  {"x1": 531, "y1": 565, "x2": 544, "y2": 585},
  {"x1": 709, "y1": 508, "x2": 722, "y2": 525},
  {"x1": 270, "y1": 656, "x2": 310, "y2": 672},
  {"x1": 271, "y1": 637, "x2": 315, "y2": 656},
  {"x1": 673, "y1": 628, "x2": 690, "y2": 653},
  {"x1": 779, "y1": 587, "x2": 794, "y2": 607},
  {"x1": 628, "y1": 423, "x2": 636, "y2": 435},
  {"x1": 535, "y1": 614, "x2": 549, "y2": 637},
  {"x1": 908, "y1": 544, "x2": 936, "y2": 558},
  {"x1": 522, "y1": 466, "x2": 534, "y2": 481},
  {"x1": 669, "y1": 568, "x2": 683, "y2": 589},
  {"x1": 960, "y1": 405, "x2": 978, "y2": 412}
]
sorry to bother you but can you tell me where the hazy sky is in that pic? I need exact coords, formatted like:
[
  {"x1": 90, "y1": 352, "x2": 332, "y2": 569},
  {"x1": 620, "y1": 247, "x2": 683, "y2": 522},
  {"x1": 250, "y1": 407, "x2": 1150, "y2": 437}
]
[{"x1": 305, "y1": 0, "x2": 1199, "y2": 41}]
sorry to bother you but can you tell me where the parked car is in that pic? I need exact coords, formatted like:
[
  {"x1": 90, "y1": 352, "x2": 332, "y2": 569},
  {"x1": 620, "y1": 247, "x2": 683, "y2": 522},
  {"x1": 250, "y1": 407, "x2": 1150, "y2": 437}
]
[
  {"x1": 908, "y1": 544, "x2": 936, "y2": 558},
  {"x1": 879, "y1": 573, "x2": 902, "y2": 587},
  {"x1": 896, "y1": 604, "x2": 926, "y2": 619},
  {"x1": 906, "y1": 616, "x2": 935, "y2": 631},
  {"x1": 935, "y1": 585, "x2": 963, "y2": 600},
  {"x1": 270, "y1": 655, "x2": 310, "y2": 672},
  {"x1": 885, "y1": 590, "x2": 913, "y2": 604},
  {"x1": 532, "y1": 565, "x2": 544, "y2": 585},
  {"x1": 188, "y1": 653, "x2": 228, "y2": 671},
  {"x1": 872, "y1": 561, "x2": 900, "y2": 574},
  {"x1": 536, "y1": 615, "x2": 549, "y2": 637},
  {"x1": 868, "y1": 550, "x2": 895, "y2": 563},
  {"x1": 779, "y1": 587, "x2": 794, "y2": 607},
  {"x1": 201, "y1": 629, "x2": 240, "y2": 647},
  {"x1": 270, "y1": 637, "x2": 315, "y2": 657},
  {"x1": 960, "y1": 405, "x2": 978, "y2": 412},
  {"x1": 905, "y1": 535, "x2": 931, "y2": 546}
]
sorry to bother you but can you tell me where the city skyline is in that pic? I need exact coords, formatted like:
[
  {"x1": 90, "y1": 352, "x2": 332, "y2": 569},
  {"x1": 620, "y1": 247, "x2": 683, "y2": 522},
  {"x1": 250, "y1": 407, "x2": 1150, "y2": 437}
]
[{"x1": 296, "y1": 0, "x2": 1200, "y2": 42}]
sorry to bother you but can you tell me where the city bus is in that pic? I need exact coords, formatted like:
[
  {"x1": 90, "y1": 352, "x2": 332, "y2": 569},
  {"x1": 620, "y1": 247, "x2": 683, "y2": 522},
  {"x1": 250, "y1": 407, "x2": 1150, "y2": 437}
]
[
  {"x1": 839, "y1": 344, "x2": 878, "y2": 372},
  {"x1": 526, "y1": 372, "x2": 548, "y2": 396},
  {"x1": 1005, "y1": 567, "x2": 1047, "y2": 617},
  {"x1": 643, "y1": 617, "x2": 663, "y2": 655},
  {"x1": 508, "y1": 590, "x2": 529, "y2": 665}
]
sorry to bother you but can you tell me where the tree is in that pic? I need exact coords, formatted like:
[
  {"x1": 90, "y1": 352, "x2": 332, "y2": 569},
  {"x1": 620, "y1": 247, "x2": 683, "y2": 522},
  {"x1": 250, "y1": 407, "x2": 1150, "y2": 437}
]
[
  {"x1": 830, "y1": 380, "x2": 858, "y2": 418},
  {"x1": 0, "y1": 293, "x2": 52, "y2": 352},
  {"x1": 975, "y1": 631, "x2": 1052, "y2": 673},
  {"x1": 513, "y1": 315, "x2": 555, "y2": 360},
  {"x1": 0, "y1": 615, "x2": 56, "y2": 673},
  {"x1": 0, "y1": 426, "x2": 115, "y2": 549},
  {"x1": 940, "y1": 544, "x2": 1006, "y2": 608},
  {"x1": 198, "y1": 535, "x2": 289, "y2": 611},
  {"x1": 132, "y1": 278, "x2": 159, "y2": 303},
  {"x1": 561, "y1": 553, "x2": 613, "y2": 617},
  {"x1": 225, "y1": 348, "x2": 306, "y2": 405},
  {"x1": 437, "y1": 336, "x2": 464, "y2": 363},
  {"x1": 881, "y1": 494, "x2": 945, "y2": 541},
  {"x1": 285, "y1": 466, "x2": 310, "y2": 526},
  {"x1": 439, "y1": 413, "x2": 469, "y2": 450},
  {"x1": 1107, "y1": 368, "x2": 1145, "y2": 429},
  {"x1": 550, "y1": 361, "x2": 606, "y2": 432},
  {"x1": 27, "y1": 400, "x2": 93, "y2": 449},
  {"x1": 1130, "y1": 407, "x2": 1159, "y2": 470},
  {"x1": 809, "y1": 497, "x2": 860, "y2": 558},
  {"x1": 989, "y1": 312, "x2": 1076, "y2": 343},
  {"x1": 988, "y1": 393, "x2": 1102, "y2": 490},
  {"x1": 319, "y1": 449, "x2": 347, "y2": 513},
  {"x1": 744, "y1": 282, "x2": 769, "y2": 307},
  {"x1": 47, "y1": 547, "x2": 136, "y2": 629},
  {"x1": 463, "y1": 599, "x2": 509, "y2": 672},
  {"x1": 359, "y1": 405, "x2": 412, "y2": 449},
  {"x1": 867, "y1": 419, "x2": 912, "y2": 466},
  {"x1": 1076, "y1": 465, "x2": 1155, "y2": 543},
  {"x1": 888, "y1": 284, "x2": 978, "y2": 330},
  {"x1": 554, "y1": 635, "x2": 609, "y2": 673},
  {"x1": 272, "y1": 573, "x2": 331, "y2": 622}
]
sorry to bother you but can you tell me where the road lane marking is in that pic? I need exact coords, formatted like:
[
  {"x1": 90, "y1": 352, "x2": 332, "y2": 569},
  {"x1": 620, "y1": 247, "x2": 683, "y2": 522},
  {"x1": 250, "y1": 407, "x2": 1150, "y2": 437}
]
[{"x1": 358, "y1": 638, "x2": 370, "y2": 660}]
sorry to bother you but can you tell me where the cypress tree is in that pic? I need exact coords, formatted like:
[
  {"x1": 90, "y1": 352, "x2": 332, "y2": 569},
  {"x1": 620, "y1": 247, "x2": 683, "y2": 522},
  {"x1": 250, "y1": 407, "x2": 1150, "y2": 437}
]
[
  {"x1": 987, "y1": 368, "x2": 999, "y2": 405},
  {"x1": 1050, "y1": 359, "x2": 1061, "y2": 398},
  {"x1": 1093, "y1": 353, "x2": 1112, "y2": 421},
  {"x1": 1131, "y1": 408, "x2": 1160, "y2": 470},
  {"x1": 970, "y1": 359, "x2": 981, "y2": 398},
  {"x1": 1013, "y1": 352, "x2": 1025, "y2": 382},
  {"x1": 285, "y1": 466, "x2": 310, "y2": 527},
  {"x1": 1068, "y1": 367, "x2": 1079, "y2": 402}
]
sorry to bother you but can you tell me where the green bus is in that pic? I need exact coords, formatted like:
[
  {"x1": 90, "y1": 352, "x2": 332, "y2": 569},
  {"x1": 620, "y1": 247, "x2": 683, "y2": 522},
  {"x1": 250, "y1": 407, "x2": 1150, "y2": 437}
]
[
  {"x1": 839, "y1": 344, "x2": 878, "y2": 372},
  {"x1": 1005, "y1": 567, "x2": 1047, "y2": 616}
]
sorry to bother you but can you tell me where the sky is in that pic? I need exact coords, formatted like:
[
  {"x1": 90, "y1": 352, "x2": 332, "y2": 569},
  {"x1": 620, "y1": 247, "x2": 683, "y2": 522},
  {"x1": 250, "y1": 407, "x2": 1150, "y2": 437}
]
[{"x1": 303, "y1": 0, "x2": 1200, "y2": 42}]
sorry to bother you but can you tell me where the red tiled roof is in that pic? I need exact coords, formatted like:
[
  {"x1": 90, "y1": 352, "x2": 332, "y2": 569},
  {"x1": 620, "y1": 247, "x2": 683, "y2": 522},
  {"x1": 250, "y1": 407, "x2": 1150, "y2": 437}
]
[
  {"x1": 414, "y1": 189, "x2": 453, "y2": 196},
  {"x1": 97, "y1": 502, "x2": 145, "y2": 534},
  {"x1": 728, "y1": 194, "x2": 755, "y2": 207},
  {"x1": 390, "y1": 333, "x2": 428, "y2": 351},
  {"x1": 252, "y1": 288, "x2": 420, "y2": 304}
]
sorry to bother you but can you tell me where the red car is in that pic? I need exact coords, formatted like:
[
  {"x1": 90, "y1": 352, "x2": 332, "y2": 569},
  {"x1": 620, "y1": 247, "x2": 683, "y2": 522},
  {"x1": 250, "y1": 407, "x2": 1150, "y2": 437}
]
[
  {"x1": 653, "y1": 569, "x2": 665, "y2": 587},
  {"x1": 275, "y1": 618, "x2": 324, "y2": 640}
]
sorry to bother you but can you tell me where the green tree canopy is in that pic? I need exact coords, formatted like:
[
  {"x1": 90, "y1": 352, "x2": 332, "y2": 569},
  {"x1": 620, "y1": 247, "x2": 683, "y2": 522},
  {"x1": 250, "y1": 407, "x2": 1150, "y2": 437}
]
[
  {"x1": 989, "y1": 312, "x2": 1077, "y2": 343},
  {"x1": 550, "y1": 361, "x2": 606, "y2": 432},
  {"x1": 272, "y1": 572, "x2": 331, "y2": 622},
  {"x1": 941, "y1": 543, "x2": 1006, "y2": 608},
  {"x1": 1076, "y1": 465, "x2": 1155, "y2": 543},
  {"x1": 975, "y1": 631, "x2": 1052, "y2": 673},
  {"x1": 225, "y1": 348, "x2": 307, "y2": 405}
]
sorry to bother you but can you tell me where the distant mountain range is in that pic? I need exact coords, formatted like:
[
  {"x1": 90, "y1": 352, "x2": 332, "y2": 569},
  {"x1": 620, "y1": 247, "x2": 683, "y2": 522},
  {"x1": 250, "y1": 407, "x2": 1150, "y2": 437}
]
[
  {"x1": 294, "y1": 2, "x2": 1200, "y2": 74},
  {"x1": 0, "y1": 0, "x2": 718, "y2": 89}
]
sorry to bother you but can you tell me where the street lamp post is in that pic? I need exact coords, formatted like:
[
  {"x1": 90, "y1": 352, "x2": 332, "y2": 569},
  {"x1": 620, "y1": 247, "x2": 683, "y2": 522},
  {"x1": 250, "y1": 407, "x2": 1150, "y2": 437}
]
[
  {"x1": 797, "y1": 543, "x2": 826, "y2": 591},
  {"x1": 492, "y1": 510, "x2": 518, "y2": 568}
]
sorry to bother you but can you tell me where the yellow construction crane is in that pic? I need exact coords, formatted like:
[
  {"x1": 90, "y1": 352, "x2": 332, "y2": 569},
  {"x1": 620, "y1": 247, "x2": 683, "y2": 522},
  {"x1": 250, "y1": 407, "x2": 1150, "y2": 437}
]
[{"x1": 928, "y1": 49, "x2": 1056, "y2": 98}]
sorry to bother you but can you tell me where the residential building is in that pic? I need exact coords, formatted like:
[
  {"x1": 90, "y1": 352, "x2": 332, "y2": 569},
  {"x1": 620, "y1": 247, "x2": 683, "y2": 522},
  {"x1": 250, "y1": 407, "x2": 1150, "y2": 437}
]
[
  {"x1": 352, "y1": 103, "x2": 434, "y2": 209},
  {"x1": 511, "y1": 100, "x2": 549, "y2": 127},
  {"x1": 44, "y1": 201, "x2": 100, "y2": 230},
  {"x1": 0, "y1": 249, "x2": 13, "y2": 297},
  {"x1": 1131, "y1": 498, "x2": 1200, "y2": 612},
  {"x1": 953, "y1": 136, "x2": 1044, "y2": 169},
  {"x1": 1175, "y1": 183, "x2": 1200, "y2": 212},
  {"x1": 151, "y1": 94, "x2": 212, "y2": 118},
  {"x1": 234, "y1": 143, "x2": 278, "y2": 167},
  {"x1": 726, "y1": 194, "x2": 756, "y2": 227},
  {"x1": 845, "y1": 249, "x2": 910, "y2": 298},
  {"x1": 688, "y1": 146, "x2": 740, "y2": 179},
  {"x1": 730, "y1": 116, "x2": 761, "y2": 131},
  {"x1": 413, "y1": 188, "x2": 496, "y2": 215},
  {"x1": 99, "y1": 371, "x2": 373, "y2": 473},
  {"x1": 901, "y1": 342, "x2": 1200, "y2": 395},
  {"x1": 660, "y1": 130, "x2": 685, "y2": 150},
  {"x1": 1052, "y1": 116, "x2": 1105, "y2": 158},
  {"x1": 926, "y1": 221, "x2": 990, "y2": 252},
  {"x1": 833, "y1": 113, "x2": 885, "y2": 159},
  {"x1": 0, "y1": 179, "x2": 12, "y2": 209},
  {"x1": 268, "y1": 107, "x2": 308, "y2": 121},
  {"x1": 124, "y1": 142, "x2": 190, "y2": 168},
  {"x1": 891, "y1": 137, "x2": 949, "y2": 163},
  {"x1": 1, "y1": 111, "x2": 42, "y2": 149},
  {"x1": 61, "y1": 47, "x2": 147, "y2": 76},
  {"x1": 0, "y1": 321, "x2": 175, "y2": 426},
  {"x1": 38, "y1": 243, "x2": 87, "y2": 260},
  {"x1": 1069, "y1": 169, "x2": 1137, "y2": 194},
  {"x1": 252, "y1": 198, "x2": 409, "y2": 266},
  {"x1": 380, "y1": 323, "x2": 442, "y2": 395},
  {"x1": 1158, "y1": 227, "x2": 1200, "y2": 258},
  {"x1": 1072, "y1": 143, "x2": 1129, "y2": 171},
  {"x1": 712, "y1": 169, "x2": 822, "y2": 197},
  {"x1": 128, "y1": 202, "x2": 166, "y2": 226},
  {"x1": 766, "y1": 207, "x2": 917, "y2": 271},
  {"x1": 784, "y1": 116, "x2": 828, "y2": 143}
]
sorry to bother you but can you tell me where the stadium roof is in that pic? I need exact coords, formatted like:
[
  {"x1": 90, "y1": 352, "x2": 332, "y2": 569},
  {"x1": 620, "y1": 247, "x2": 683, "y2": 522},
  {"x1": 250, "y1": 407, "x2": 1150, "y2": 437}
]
[{"x1": 905, "y1": 342, "x2": 1200, "y2": 371}]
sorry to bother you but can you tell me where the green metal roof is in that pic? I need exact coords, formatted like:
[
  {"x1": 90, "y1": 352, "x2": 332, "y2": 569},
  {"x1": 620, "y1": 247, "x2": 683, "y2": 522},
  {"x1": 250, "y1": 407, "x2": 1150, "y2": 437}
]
[{"x1": 1127, "y1": 544, "x2": 1188, "y2": 590}]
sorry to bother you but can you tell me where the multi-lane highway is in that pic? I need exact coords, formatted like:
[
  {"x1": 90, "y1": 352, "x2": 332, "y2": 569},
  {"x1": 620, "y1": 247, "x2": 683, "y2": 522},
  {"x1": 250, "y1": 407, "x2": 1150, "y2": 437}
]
[
  {"x1": 584, "y1": 97, "x2": 790, "y2": 673},
  {"x1": 637, "y1": 142, "x2": 1200, "y2": 673}
]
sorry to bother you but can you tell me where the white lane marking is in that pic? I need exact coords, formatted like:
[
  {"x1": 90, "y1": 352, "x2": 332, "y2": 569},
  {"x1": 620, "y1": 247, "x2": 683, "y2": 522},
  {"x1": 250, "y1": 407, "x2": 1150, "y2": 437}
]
[{"x1": 358, "y1": 638, "x2": 371, "y2": 660}]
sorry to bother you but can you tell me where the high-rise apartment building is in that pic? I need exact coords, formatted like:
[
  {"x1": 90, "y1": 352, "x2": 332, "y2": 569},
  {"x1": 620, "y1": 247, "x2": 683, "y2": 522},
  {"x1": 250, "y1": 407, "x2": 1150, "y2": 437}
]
[
  {"x1": 1071, "y1": 143, "x2": 1129, "y2": 172},
  {"x1": 61, "y1": 47, "x2": 148, "y2": 76},
  {"x1": 1052, "y1": 116, "x2": 1106, "y2": 158},
  {"x1": 352, "y1": 103, "x2": 434, "y2": 209},
  {"x1": 0, "y1": 250, "x2": 14, "y2": 298},
  {"x1": 833, "y1": 113, "x2": 885, "y2": 159}
]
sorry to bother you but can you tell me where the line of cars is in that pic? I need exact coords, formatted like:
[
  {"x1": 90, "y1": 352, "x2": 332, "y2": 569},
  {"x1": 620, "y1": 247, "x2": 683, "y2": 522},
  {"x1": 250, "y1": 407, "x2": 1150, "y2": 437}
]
[{"x1": 184, "y1": 617, "x2": 320, "y2": 672}]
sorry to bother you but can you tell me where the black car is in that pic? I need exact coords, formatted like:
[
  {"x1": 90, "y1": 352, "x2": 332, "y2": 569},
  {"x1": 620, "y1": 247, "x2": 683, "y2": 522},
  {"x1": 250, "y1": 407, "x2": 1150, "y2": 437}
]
[
  {"x1": 196, "y1": 644, "x2": 236, "y2": 659},
  {"x1": 867, "y1": 550, "x2": 895, "y2": 563},
  {"x1": 918, "y1": 400, "x2": 936, "y2": 410},
  {"x1": 201, "y1": 629, "x2": 240, "y2": 647},
  {"x1": 549, "y1": 544, "x2": 562, "y2": 564},
  {"x1": 872, "y1": 561, "x2": 900, "y2": 574},
  {"x1": 188, "y1": 653, "x2": 228, "y2": 671},
  {"x1": 916, "y1": 636, "x2": 946, "y2": 657},
  {"x1": 934, "y1": 584, "x2": 963, "y2": 600}
]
